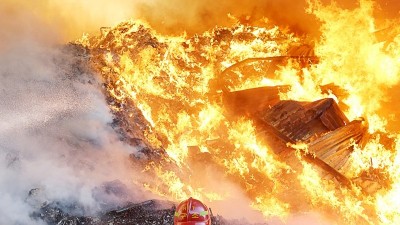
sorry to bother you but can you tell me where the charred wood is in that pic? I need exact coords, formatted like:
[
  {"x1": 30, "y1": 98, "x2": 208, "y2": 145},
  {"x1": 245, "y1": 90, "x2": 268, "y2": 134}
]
[
  {"x1": 245, "y1": 97, "x2": 368, "y2": 187},
  {"x1": 31, "y1": 198, "x2": 260, "y2": 225},
  {"x1": 308, "y1": 119, "x2": 367, "y2": 170},
  {"x1": 257, "y1": 98, "x2": 349, "y2": 142}
]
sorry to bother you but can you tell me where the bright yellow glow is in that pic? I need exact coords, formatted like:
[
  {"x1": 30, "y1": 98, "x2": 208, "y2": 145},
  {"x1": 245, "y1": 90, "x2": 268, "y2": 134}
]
[{"x1": 78, "y1": 0, "x2": 400, "y2": 223}]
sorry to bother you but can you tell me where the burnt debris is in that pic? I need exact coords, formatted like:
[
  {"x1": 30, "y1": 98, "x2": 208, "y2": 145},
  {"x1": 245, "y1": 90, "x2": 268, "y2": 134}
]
[
  {"x1": 31, "y1": 197, "x2": 260, "y2": 225},
  {"x1": 38, "y1": 22, "x2": 395, "y2": 224}
]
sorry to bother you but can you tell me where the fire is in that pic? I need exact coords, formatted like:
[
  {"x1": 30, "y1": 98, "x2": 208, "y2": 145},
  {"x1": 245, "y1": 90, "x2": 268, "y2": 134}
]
[
  {"x1": 373, "y1": 136, "x2": 400, "y2": 223},
  {"x1": 77, "y1": 0, "x2": 400, "y2": 224}
]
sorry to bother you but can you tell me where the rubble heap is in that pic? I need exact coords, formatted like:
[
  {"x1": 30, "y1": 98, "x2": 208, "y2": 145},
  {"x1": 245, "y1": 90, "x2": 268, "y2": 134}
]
[{"x1": 53, "y1": 17, "x2": 400, "y2": 224}]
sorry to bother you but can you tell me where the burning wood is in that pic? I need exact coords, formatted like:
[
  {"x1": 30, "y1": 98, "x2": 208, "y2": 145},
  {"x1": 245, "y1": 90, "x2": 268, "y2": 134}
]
[
  {"x1": 3, "y1": 0, "x2": 400, "y2": 224},
  {"x1": 256, "y1": 98, "x2": 350, "y2": 142},
  {"x1": 67, "y1": 2, "x2": 400, "y2": 223},
  {"x1": 32, "y1": 196, "x2": 250, "y2": 225},
  {"x1": 223, "y1": 91, "x2": 369, "y2": 189},
  {"x1": 308, "y1": 120, "x2": 366, "y2": 169}
]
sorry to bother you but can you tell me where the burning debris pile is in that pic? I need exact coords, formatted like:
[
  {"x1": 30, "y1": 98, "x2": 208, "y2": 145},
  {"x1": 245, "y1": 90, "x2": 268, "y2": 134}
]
[
  {"x1": 69, "y1": 2, "x2": 400, "y2": 224},
  {"x1": 34, "y1": 1, "x2": 398, "y2": 224},
  {"x1": 32, "y1": 198, "x2": 176, "y2": 225},
  {"x1": 33, "y1": 199, "x2": 255, "y2": 225},
  {"x1": 3, "y1": 0, "x2": 400, "y2": 224},
  {"x1": 29, "y1": 182, "x2": 252, "y2": 225}
]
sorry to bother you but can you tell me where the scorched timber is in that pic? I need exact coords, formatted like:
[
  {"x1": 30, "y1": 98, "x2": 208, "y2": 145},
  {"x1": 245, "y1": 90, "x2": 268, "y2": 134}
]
[
  {"x1": 257, "y1": 98, "x2": 350, "y2": 142},
  {"x1": 32, "y1": 198, "x2": 242, "y2": 225},
  {"x1": 308, "y1": 120, "x2": 367, "y2": 170},
  {"x1": 223, "y1": 91, "x2": 368, "y2": 188}
]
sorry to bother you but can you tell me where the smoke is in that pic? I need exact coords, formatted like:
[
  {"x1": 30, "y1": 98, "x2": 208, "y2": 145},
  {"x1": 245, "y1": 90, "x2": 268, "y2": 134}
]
[
  {"x1": 0, "y1": 3, "x2": 154, "y2": 225},
  {"x1": 1, "y1": 0, "x2": 139, "y2": 42},
  {"x1": 137, "y1": 0, "x2": 399, "y2": 35},
  {"x1": 3, "y1": 0, "x2": 399, "y2": 41},
  {"x1": 1, "y1": 0, "x2": 400, "y2": 224}
]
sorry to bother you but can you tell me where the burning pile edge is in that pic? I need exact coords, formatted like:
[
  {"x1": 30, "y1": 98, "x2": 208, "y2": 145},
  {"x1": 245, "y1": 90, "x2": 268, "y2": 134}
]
[
  {"x1": 22, "y1": 43, "x2": 265, "y2": 225},
  {"x1": 24, "y1": 6, "x2": 400, "y2": 224}
]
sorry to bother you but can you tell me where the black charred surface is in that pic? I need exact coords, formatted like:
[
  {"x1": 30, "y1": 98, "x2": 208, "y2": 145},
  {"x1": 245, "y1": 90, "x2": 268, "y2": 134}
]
[
  {"x1": 100, "y1": 200, "x2": 175, "y2": 225},
  {"x1": 32, "y1": 199, "x2": 261, "y2": 225},
  {"x1": 31, "y1": 202, "x2": 96, "y2": 225}
]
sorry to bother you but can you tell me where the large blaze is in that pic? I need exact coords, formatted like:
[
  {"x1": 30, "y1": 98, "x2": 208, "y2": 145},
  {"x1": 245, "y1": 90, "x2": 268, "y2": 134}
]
[{"x1": 77, "y1": 0, "x2": 400, "y2": 224}]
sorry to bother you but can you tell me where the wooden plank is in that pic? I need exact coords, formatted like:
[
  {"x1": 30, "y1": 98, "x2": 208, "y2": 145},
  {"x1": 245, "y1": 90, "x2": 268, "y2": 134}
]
[
  {"x1": 308, "y1": 120, "x2": 366, "y2": 171},
  {"x1": 249, "y1": 98, "x2": 367, "y2": 187},
  {"x1": 320, "y1": 100, "x2": 349, "y2": 130},
  {"x1": 257, "y1": 98, "x2": 348, "y2": 142}
]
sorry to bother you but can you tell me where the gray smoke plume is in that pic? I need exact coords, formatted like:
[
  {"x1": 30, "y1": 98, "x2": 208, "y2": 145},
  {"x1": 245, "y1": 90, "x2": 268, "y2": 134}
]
[{"x1": 0, "y1": 6, "x2": 154, "y2": 225}]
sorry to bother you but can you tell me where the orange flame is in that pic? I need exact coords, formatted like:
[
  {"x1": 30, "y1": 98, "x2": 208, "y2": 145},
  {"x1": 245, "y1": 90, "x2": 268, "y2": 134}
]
[{"x1": 78, "y1": 0, "x2": 400, "y2": 224}]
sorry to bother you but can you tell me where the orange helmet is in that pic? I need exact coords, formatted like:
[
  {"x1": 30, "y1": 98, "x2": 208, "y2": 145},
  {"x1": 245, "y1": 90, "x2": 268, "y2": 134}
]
[{"x1": 174, "y1": 197, "x2": 212, "y2": 225}]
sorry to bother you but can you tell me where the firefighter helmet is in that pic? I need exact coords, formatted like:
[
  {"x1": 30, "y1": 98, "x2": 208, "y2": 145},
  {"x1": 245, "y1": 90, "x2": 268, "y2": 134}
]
[{"x1": 174, "y1": 197, "x2": 212, "y2": 225}]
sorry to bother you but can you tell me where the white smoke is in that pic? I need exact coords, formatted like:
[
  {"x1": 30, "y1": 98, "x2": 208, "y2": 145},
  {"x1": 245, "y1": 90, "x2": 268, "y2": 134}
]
[{"x1": 0, "y1": 7, "x2": 153, "y2": 225}]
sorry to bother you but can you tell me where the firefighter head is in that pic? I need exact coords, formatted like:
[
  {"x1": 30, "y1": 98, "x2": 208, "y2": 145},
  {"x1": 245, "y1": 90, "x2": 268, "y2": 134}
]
[{"x1": 174, "y1": 197, "x2": 212, "y2": 225}]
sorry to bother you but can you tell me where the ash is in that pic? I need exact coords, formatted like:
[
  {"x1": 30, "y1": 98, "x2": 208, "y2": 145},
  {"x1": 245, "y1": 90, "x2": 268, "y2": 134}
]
[{"x1": 31, "y1": 195, "x2": 266, "y2": 225}]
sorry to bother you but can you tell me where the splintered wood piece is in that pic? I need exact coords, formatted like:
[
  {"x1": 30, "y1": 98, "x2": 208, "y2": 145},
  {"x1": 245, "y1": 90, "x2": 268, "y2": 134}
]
[
  {"x1": 257, "y1": 98, "x2": 348, "y2": 142},
  {"x1": 308, "y1": 120, "x2": 367, "y2": 170},
  {"x1": 303, "y1": 152, "x2": 353, "y2": 187},
  {"x1": 320, "y1": 99, "x2": 349, "y2": 130}
]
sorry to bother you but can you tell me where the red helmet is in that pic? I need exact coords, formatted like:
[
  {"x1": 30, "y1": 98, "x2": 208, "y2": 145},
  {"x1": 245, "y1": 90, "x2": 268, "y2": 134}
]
[{"x1": 174, "y1": 197, "x2": 212, "y2": 225}]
